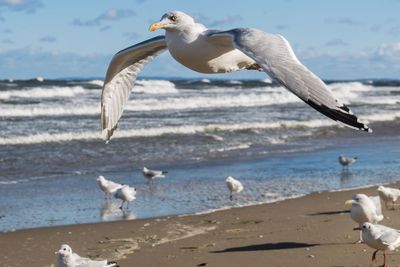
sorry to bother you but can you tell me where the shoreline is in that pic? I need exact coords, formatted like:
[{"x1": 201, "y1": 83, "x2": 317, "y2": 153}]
[
  {"x1": 1, "y1": 130, "x2": 399, "y2": 232},
  {"x1": 2, "y1": 183, "x2": 400, "y2": 267}
]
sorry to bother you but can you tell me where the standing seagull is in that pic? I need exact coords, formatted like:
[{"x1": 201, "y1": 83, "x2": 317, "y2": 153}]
[
  {"x1": 100, "y1": 10, "x2": 371, "y2": 142},
  {"x1": 225, "y1": 176, "x2": 244, "y2": 200},
  {"x1": 354, "y1": 223, "x2": 400, "y2": 267},
  {"x1": 345, "y1": 194, "x2": 384, "y2": 243},
  {"x1": 338, "y1": 156, "x2": 357, "y2": 169},
  {"x1": 142, "y1": 167, "x2": 168, "y2": 183},
  {"x1": 114, "y1": 185, "x2": 137, "y2": 209},
  {"x1": 378, "y1": 185, "x2": 400, "y2": 210},
  {"x1": 96, "y1": 176, "x2": 122, "y2": 199},
  {"x1": 56, "y1": 244, "x2": 118, "y2": 267}
]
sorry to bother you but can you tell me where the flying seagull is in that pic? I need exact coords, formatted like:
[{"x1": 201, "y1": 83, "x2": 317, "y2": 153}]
[
  {"x1": 101, "y1": 10, "x2": 371, "y2": 142},
  {"x1": 56, "y1": 244, "x2": 118, "y2": 267}
]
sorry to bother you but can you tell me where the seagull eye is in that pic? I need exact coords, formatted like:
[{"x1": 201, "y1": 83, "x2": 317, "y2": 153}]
[
  {"x1": 63, "y1": 248, "x2": 67, "y2": 251},
  {"x1": 169, "y1": 15, "x2": 177, "y2": 21}
]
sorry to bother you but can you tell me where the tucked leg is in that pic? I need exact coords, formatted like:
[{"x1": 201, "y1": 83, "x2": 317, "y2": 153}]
[{"x1": 372, "y1": 250, "x2": 378, "y2": 261}]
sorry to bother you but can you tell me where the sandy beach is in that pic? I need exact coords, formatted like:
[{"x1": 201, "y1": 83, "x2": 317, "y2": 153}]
[{"x1": 2, "y1": 183, "x2": 400, "y2": 267}]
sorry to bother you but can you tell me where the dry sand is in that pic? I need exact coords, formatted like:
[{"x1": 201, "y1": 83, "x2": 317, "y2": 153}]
[{"x1": 2, "y1": 184, "x2": 400, "y2": 267}]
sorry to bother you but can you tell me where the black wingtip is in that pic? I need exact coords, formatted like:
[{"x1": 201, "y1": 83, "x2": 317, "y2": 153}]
[
  {"x1": 306, "y1": 100, "x2": 372, "y2": 133},
  {"x1": 107, "y1": 260, "x2": 119, "y2": 267}
]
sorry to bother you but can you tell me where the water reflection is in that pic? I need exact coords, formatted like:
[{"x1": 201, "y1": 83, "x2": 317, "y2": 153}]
[
  {"x1": 340, "y1": 169, "x2": 353, "y2": 185},
  {"x1": 100, "y1": 199, "x2": 136, "y2": 221}
]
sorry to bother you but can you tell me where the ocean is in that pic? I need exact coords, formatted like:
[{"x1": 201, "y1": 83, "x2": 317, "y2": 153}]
[{"x1": 0, "y1": 77, "x2": 399, "y2": 231}]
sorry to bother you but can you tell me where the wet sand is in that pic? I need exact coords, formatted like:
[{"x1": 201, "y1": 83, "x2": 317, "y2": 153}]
[{"x1": 2, "y1": 183, "x2": 400, "y2": 267}]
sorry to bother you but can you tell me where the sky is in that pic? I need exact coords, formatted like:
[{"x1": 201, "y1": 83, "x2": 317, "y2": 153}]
[{"x1": 0, "y1": 0, "x2": 400, "y2": 80}]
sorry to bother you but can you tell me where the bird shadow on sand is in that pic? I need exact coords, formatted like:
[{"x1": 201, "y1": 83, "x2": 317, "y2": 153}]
[
  {"x1": 307, "y1": 210, "x2": 350, "y2": 216},
  {"x1": 211, "y1": 242, "x2": 319, "y2": 253},
  {"x1": 211, "y1": 240, "x2": 355, "y2": 253}
]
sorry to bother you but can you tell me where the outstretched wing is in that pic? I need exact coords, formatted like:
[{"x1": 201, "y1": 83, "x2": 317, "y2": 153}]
[
  {"x1": 101, "y1": 36, "x2": 167, "y2": 142},
  {"x1": 207, "y1": 29, "x2": 371, "y2": 132}
]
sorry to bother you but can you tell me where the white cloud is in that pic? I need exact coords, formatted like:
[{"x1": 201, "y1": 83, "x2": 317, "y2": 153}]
[
  {"x1": 376, "y1": 42, "x2": 400, "y2": 60},
  {"x1": 299, "y1": 42, "x2": 400, "y2": 79},
  {"x1": 0, "y1": 48, "x2": 109, "y2": 79},
  {"x1": 73, "y1": 8, "x2": 136, "y2": 27},
  {"x1": 0, "y1": 0, "x2": 43, "y2": 13}
]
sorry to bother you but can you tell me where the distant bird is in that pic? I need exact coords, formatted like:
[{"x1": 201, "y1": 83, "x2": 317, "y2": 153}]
[
  {"x1": 345, "y1": 194, "x2": 383, "y2": 243},
  {"x1": 56, "y1": 244, "x2": 119, "y2": 267},
  {"x1": 354, "y1": 222, "x2": 400, "y2": 267},
  {"x1": 378, "y1": 185, "x2": 400, "y2": 210},
  {"x1": 114, "y1": 185, "x2": 137, "y2": 209},
  {"x1": 142, "y1": 167, "x2": 168, "y2": 183},
  {"x1": 225, "y1": 176, "x2": 244, "y2": 200},
  {"x1": 338, "y1": 156, "x2": 357, "y2": 169},
  {"x1": 100, "y1": 10, "x2": 371, "y2": 143},
  {"x1": 96, "y1": 176, "x2": 122, "y2": 198}
]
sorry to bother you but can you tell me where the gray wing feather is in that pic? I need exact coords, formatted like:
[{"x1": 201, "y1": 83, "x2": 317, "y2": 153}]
[
  {"x1": 72, "y1": 253, "x2": 108, "y2": 267},
  {"x1": 379, "y1": 229, "x2": 400, "y2": 247},
  {"x1": 370, "y1": 195, "x2": 383, "y2": 216},
  {"x1": 207, "y1": 29, "x2": 371, "y2": 132},
  {"x1": 101, "y1": 36, "x2": 167, "y2": 142}
]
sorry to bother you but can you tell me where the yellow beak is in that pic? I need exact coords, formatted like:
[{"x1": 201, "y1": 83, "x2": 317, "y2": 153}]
[
  {"x1": 345, "y1": 199, "x2": 354, "y2": 205},
  {"x1": 149, "y1": 22, "x2": 163, "y2": 32}
]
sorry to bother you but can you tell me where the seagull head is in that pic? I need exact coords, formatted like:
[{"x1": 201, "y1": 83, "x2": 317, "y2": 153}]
[
  {"x1": 345, "y1": 193, "x2": 368, "y2": 206},
  {"x1": 55, "y1": 244, "x2": 73, "y2": 256},
  {"x1": 354, "y1": 222, "x2": 372, "y2": 232},
  {"x1": 225, "y1": 176, "x2": 235, "y2": 183},
  {"x1": 97, "y1": 175, "x2": 106, "y2": 183},
  {"x1": 149, "y1": 11, "x2": 195, "y2": 32}
]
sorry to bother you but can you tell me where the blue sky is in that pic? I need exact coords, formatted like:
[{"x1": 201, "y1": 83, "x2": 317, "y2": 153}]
[{"x1": 0, "y1": 0, "x2": 400, "y2": 80}]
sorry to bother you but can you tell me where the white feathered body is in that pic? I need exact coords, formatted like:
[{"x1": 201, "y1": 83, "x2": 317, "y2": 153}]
[
  {"x1": 57, "y1": 253, "x2": 110, "y2": 267},
  {"x1": 114, "y1": 185, "x2": 136, "y2": 202},
  {"x1": 165, "y1": 24, "x2": 255, "y2": 74},
  {"x1": 361, "y1": 223, "x2": 400, "y2": 251},
  {"x1": 97, "y1": 176, "x2": 122, "y2": 194},
  {"x1": 56, "y1": 244, "x2": 117, "y2": 267},
  {"x1": 225, "y1": 176, "x2": 244, "y2": 193},
  {"x1": 349, "y1": 194, "x2": 383, "y2": 225},
  {"x1": 378, "y1": 185, "x2": 400, "y2": 204}
]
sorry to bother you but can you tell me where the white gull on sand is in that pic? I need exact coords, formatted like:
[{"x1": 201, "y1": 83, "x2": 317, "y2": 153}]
[
  {"x1": 378, "y1": 185, "x2": 400, "y2": 210},
  {"x1": 100, "y1": 10, "x2": 371, "y2": 142},
  {"x1": 56, "y1": 244, "x2": 118, "y2": 267},
  {"x1": 355, "y1": 222, "x2": 400, "y2": 267},
  {"x1": 345, "y1": 194, "x2": 383, "y2": 242}
]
